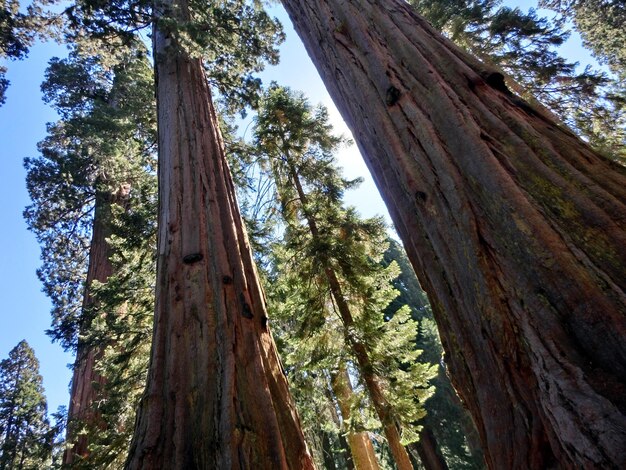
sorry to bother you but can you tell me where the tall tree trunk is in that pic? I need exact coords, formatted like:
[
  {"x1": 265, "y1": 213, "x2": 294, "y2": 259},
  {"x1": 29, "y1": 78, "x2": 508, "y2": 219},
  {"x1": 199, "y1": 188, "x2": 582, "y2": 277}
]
[
  {"x1": 324, "y1": 379, "x2": 356, "y2": 470},
  {"x1": 320, "y1": 430, "x2": 338, "y2": 470},
  {"x1": 281, "y1": 0, "x2": 626, "y2": 468},
  {"x1": 331, "y1": 365, "x2": 381, "y2": 470},
  {"x1": 124, "y1": 2, "x2": 313, "y2": 468},
  {"x1": 409, "y1": 428, "x2": 449, "y2": 470},
  {"x1": 63, "y1": 186, "x2": 128, "y2": 465},
  {"x1": 288, "y1": 166, "x2": 413, "y2": 470}
]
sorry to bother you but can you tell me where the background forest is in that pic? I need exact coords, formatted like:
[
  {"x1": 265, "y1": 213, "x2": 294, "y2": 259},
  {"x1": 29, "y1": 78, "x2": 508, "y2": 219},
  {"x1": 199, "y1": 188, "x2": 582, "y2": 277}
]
[{"x1": 0, "y1": 0, "x2": 623, "y2": 468}]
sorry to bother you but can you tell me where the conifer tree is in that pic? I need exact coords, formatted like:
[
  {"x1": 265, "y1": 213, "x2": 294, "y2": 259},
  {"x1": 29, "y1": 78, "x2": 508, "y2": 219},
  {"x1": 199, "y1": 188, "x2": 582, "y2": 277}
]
[
  {"x1": 281, "y1": 0, "x2": 626, "y2": 467},
  {"x1": 0, "y1": 341, "x2": 52, "y2": 470},
  {"x1": 254, "y1": 86, "x2": 436, "y2": 470},
  {"x1": 24, "y1": 41, "x2": 157, "y2": 466},
  {"x1": 122, "y1": 0, "x2": 313, "y2": 464},
  {"x1": 383, "y1": 239, "x2": 484, "y2": 469}
]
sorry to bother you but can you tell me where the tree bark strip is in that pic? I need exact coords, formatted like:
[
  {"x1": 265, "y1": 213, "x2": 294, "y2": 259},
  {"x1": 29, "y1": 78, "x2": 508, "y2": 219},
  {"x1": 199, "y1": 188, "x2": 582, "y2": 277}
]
[
  {"x1": 409, "y1": 427, "x2": 449, "y2": 470},
  {"x1": 124, "y1": 1, "x2": 314, "y2": 468},
  {"x1": 331, "y1": 365, "x2": 381, "y2": 470},
  {"x1": 282, "y1": 0, "x2": 626, "y2": 468}
]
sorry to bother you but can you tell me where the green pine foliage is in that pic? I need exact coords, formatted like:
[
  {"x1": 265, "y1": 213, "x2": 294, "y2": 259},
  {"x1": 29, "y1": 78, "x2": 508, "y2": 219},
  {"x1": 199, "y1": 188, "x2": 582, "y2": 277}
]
[
  {"x1": 24, "y1": 41, "x2": 156, "y2": 351},
  {"x1": 383, "y1": 239, "x2": 485, "y2": 469},
  {"x1": 538, "y1": 0, "x2": 626, "y2": 161},
  {"x1": 64, "y1": 0, "x2": 284, "y2": 114},
  {"x1": 539, "y1": 0, "x2": 625, "y2": 78},
  {"x1": 252, "y1": 86, "x2": 437, "y2": 461},
  {"x1": 0, "y1": 341, "x2": 52, "y2": 470},
  {"x1": 0, "y1": 0, "x2": 59, "y2": 105}
]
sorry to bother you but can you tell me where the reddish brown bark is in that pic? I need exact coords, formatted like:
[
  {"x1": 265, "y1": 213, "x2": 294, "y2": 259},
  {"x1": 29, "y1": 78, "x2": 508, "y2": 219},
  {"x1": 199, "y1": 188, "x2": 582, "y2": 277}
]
[
  {"x1": 63, "y1": 186, "x2": 129, "y2": 465},
  {"x1": 282, "y1": 0, "x2": 626, "y2": 468},
  {"x1": 331, "y1": 366, "x2": 381, "y2": 470},
  {"x1": 409, "y1": 428, "x2": 449, "y2": 470},
  {"x1": 124, "y1": 1, "x2": 314, "y2": 468}
]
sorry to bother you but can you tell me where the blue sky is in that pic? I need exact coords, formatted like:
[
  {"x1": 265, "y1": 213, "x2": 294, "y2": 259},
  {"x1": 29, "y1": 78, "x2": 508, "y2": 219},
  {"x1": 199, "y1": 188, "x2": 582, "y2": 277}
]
[{"x1": 0, "y1": 1, "x2": 599, "y2": 418}]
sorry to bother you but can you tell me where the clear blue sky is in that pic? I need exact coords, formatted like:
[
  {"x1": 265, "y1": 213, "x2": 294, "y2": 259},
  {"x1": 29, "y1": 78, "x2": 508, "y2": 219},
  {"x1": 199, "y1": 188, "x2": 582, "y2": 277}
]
[{"x1": 0, "y1": 1, "x2": 598, "y2": 418}]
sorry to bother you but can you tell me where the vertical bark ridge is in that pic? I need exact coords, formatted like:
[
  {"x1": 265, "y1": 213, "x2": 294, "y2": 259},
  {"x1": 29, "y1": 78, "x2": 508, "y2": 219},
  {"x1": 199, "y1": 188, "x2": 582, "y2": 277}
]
[{"x1": 281, "y1": 0, "x2": 626, "y2": 468}]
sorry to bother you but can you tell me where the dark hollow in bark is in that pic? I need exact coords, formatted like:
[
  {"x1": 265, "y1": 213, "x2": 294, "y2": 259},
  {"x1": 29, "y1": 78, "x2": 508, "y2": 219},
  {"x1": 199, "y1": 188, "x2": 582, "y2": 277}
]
[{"x1": 282, "y1": 0, "x2": 626, "y2": 468}]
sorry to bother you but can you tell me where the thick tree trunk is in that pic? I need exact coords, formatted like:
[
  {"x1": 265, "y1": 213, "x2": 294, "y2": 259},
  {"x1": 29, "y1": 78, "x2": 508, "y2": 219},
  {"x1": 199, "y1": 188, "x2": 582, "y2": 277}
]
[
  {"x1": 124, "y1": 2, "x2": 313, "y2": 468},
  {"x1": 409, "y1": 427, "x2": 449, "y2": 470},
  {"x1": 63, "y1": 186, "x2": 128, "y2": 465},
  {"x1": 331, "y1": 365, "x2": 381, "y2": 470},
  {"x1": 282, "y1": 0, "x2": 626, "y2": 468}
]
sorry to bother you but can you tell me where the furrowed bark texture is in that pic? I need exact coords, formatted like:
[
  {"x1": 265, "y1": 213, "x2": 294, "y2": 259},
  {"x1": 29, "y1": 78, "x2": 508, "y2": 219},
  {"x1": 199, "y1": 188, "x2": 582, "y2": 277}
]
[
  {"x1": 63, "y1": 188, "x2": 127, "y2": 465},
  {"x1": 282, "y1": 0, "x2": 626, "y2": 468},
  {"x1": 331, "y1": 366, "x2": 381, "y2": 470},
  {"x1": 124, "y1": 3, "x2": 313, "y2": 468}
]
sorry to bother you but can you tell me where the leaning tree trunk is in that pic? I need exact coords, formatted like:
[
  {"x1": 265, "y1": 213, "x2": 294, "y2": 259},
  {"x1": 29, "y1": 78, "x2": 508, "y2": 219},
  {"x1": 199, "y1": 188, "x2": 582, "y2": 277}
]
[
  {"x1": 63, "y1": 186, "x2": 128, "y2": 465},
  {"x1": 331, "y1": 365, "x2": 381, "y2": 470},
  {"x1": 409, "y1": 428, "x2": 449, "y2": 470},
  {"x1": 124, "y1": 1, "x2": 313, "y2": 468},
  {"x1": 282, "y1": 0, "x2": 626, "y2": 468}
]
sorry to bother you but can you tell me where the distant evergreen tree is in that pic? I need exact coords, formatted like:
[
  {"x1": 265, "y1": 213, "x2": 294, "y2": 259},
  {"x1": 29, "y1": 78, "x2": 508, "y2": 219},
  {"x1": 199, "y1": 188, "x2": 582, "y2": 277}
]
[
  {"x1": 24, "y1": 41, "x2": 157, "y2": 467},
  {"x1": 0, "y1": 341, "x2": 52, "y2": 470},
  {"x1": 383, "y1": 239, "x2": 485, "y2": 469},
  {"x1": 253, "y1": 86, "x2": 437, "y2": 470}
]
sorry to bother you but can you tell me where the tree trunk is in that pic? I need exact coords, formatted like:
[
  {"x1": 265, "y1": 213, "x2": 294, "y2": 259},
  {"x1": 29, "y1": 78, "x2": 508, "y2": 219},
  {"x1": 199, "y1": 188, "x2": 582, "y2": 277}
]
[
  {"x1": 281, "y1": 0, "x2": 626, "y2": 468},
  {"x1": 63, "y1": 186, "x2": 128, "y2": 465},
  {"x1": 409, "y1": 427, "x2": 449, "y2": 470},
  {"x1": 320, "y1": 430, "x2": 338, "y2": 470},
  {"x1": 124, "y1": 2, "x2": 314, "y2": 468},
  {"x1": 331, "y1": 365, "x2": 381, "y2": 470},
  {"x1": 288, "y1": 167, "x2": 413, "y2": 470}
]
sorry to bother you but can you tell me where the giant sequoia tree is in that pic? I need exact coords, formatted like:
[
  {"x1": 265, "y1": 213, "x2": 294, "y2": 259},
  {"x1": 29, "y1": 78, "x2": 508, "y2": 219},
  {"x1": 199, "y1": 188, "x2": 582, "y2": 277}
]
[
  {"x1": 281, "y1": 0, "x2": 626, "y2": 468},
  {"x1": 25, "y1": 42, "x2": 157, "y2": 467},
  {"x1": 121, "y1": 1, "x2": 314, "y2": 467}
]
